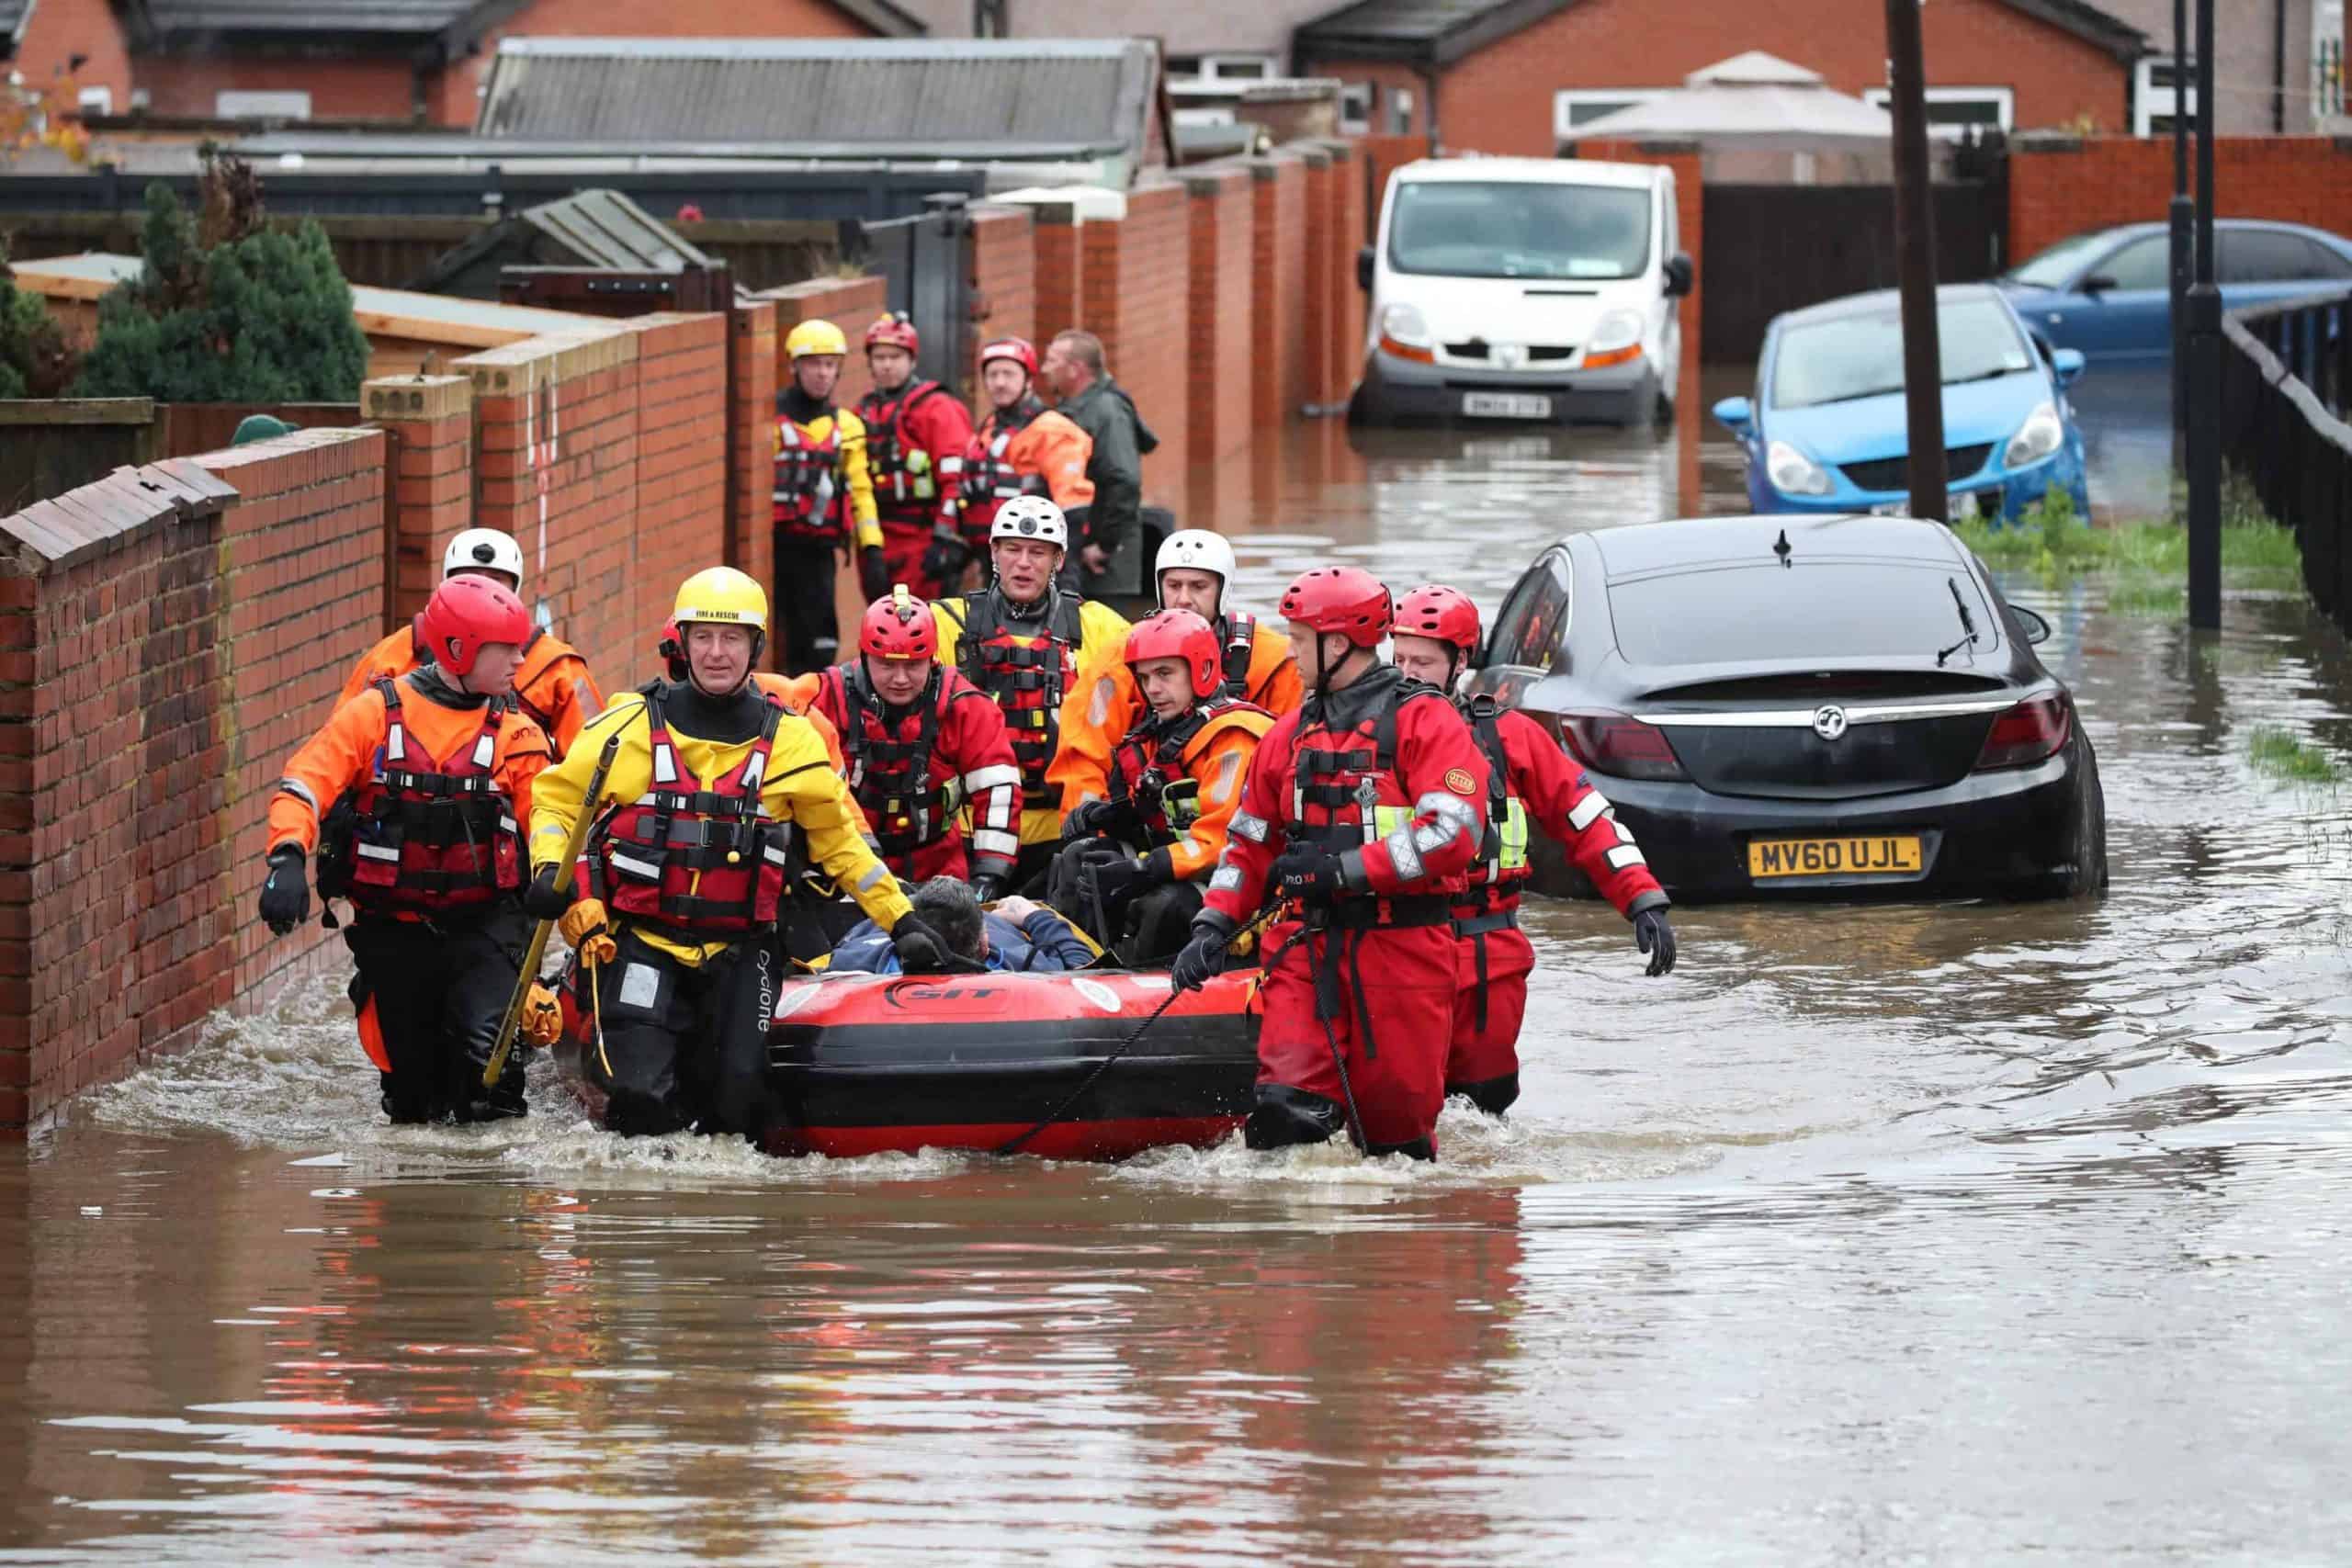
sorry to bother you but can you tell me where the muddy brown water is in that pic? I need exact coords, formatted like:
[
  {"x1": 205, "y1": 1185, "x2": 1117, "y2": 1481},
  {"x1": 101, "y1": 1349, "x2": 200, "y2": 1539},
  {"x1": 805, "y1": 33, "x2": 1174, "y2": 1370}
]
[{"x1": 6, "y1": 411, "x2": 2352, "y2": 1564}]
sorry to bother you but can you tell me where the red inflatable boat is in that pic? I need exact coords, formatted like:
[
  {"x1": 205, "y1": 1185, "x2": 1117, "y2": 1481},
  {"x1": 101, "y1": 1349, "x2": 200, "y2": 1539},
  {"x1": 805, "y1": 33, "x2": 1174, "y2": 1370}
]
[{"x1": 765, "y1": 968, "x2": 1261, "y2": 1160}]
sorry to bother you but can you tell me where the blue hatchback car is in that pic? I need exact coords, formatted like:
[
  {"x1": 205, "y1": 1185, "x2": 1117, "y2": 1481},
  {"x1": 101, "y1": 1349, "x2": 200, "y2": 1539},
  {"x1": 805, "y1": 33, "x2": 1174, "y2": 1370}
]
[{"x1": 1713, "y1": 285, "x2": 2090, "y2": 525}]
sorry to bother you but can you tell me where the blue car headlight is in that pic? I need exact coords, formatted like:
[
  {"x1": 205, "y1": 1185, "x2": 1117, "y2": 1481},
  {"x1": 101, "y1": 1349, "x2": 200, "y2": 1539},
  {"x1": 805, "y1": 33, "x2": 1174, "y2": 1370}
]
[
  {"x1": 2003, "y1": 400, "x2": 2065, "y2": 468},
  {"x1": 1766, "y1": 440, "x2": 1833, "y2": 496}
]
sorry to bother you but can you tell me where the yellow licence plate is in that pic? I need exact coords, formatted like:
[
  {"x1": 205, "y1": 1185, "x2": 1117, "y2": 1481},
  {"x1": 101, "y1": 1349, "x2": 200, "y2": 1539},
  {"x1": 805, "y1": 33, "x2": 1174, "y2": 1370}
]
[{"x1": 1747, "y1": 835, "x2": 1924, "y2": 880}]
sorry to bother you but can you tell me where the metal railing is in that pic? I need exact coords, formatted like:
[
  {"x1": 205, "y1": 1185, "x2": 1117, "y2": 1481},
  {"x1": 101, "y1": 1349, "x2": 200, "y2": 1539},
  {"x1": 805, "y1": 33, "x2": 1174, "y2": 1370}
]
[{"x1": 2220, "y1": 288, "x2": 2352, "y2": 628}]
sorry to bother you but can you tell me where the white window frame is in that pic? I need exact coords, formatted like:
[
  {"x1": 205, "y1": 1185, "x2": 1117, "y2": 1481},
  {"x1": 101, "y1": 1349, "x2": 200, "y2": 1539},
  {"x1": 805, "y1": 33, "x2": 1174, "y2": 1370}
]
[
  {"x1": 1193, "y1": 53, "x2": 1277, "y2": 83},
  {"x1": 2131, "y1": 56, "x2": 2199, "y2": 136},
  {"x1": 1386, "y1": 85, "x2": 1414, "y2": 134},
  {"x1": 215, "y1": 89, "x2": 312, "y2": 120},
  {"x1": 1554, "y1": 88, "x2": 1668, "y2": 141},
  {"x1": 1340, "y1": 82, "x2": 1374, "y2": 135},
  {"x1": 76, "y1": 86, "x2": 113, "y2": 116},
  {"x1": 1860, "y1": 85, "x2": 2013, "y2": 138}
]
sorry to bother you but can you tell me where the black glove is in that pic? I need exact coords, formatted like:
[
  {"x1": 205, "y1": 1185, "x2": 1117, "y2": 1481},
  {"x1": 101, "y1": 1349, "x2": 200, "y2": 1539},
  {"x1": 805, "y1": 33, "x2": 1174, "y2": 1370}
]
[
  {"x1": 1060, "y1": 798, "x2": 1115, "y2": 842},
  {"x1": 858, "y1": 545, "x2": 892, "y2": 604},
  {"x1": 522, "y1": 863, "x2": 573, "y2": 920},
  {"x1": 1170, "y1": 918, "x2": 1234, "y2": 992},
  {"x1": 1062, "y1": 505, "x2": 1095, "y2": 549},
  {"x1": 1085, "y1": 852, "x2": 1150, "y2": 916},
  {"x1": 969, "y1": 872, "x2": 1008, "y2": 904},
  {"x1": 1271, "y1": 845, "x2": 1347, "y2": 906},
  {"x1": 922, "y1": 526, "x2": 970, "y2": 584},
  {"x1": 891, "y1": 913, "x2": 951, "y2": 974},
  {"x1": 258, "y1": 846, "x2": 310, "y2": 935},
  {"x1": 1633, "y1": 906, "x2": 1678, "y2": 977}
]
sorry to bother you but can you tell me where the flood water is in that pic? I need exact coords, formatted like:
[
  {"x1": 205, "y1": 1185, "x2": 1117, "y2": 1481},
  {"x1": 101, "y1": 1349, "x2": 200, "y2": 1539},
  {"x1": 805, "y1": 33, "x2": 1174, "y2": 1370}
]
[{"x1": 8, "y1": 402, "x2": 2352, "y2": 1564}]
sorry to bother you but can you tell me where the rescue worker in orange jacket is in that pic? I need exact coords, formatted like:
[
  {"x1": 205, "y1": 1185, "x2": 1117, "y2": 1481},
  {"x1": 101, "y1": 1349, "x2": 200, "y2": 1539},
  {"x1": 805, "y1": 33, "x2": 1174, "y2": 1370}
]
[
  {"x1": 1171, "y1": 567, "x2": 1490, "y2": 1160},
  {"x1": 343, "y1": 527, "x2": 605, "y2": 752},
  {"x1": 800, "y1": 586, "x2": 1023, "y2": 898},
  {"x1": 1049, "y1": 527, "x2": 1301, "y2": 812},
  {"x1": 1055, "y1": 609, "x2": 1274, "y2": 964},
  {"x1": 855, "y1": 312, "x2": 976, "y2": 598},
  {"x1": 519, "y1": 568, "x2": 946, "y2": 1140},
  {"x1": 931, "y1": 495, "x2": 1133, "y2": 887},
  {"x1": 775, "y1": 320, "x2": 889, "y2": 676},
  {"x1": 1391, "y1": 585, "x2": 1678, "y2": 1117},
  {"x1": 924, "y1": 337, "x2": 1093, "y2": 588},
  {"x1": 260, "y1": 575, "x2": 558, "y2": 1124}
]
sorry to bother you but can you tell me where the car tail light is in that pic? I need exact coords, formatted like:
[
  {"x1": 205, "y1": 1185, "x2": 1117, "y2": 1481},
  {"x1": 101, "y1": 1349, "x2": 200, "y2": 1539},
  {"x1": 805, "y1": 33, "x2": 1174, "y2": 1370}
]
[
  {"x1": 1973, "y1": 692, "x2": 2071, "y2": 770},
  {"x1": 1560, "y1": 710, "x2": 1689, "y2": 781}
]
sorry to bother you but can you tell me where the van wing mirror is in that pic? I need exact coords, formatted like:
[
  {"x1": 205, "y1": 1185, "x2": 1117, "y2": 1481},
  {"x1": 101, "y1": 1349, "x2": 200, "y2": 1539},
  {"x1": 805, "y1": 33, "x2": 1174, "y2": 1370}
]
[
  {"x1": 1664, "y1": 251, "x2": 1695, "y2": 298},
  {"x1": 1357, "y1": 244, "x2": 1374, "y2": 292}
]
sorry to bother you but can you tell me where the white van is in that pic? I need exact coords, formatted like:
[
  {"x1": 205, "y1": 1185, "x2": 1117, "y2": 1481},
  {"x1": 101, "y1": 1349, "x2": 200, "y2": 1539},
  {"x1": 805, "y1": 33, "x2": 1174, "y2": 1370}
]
[{"x1": 1351, "y1": 157, "x2": 1693, "y2": 426}]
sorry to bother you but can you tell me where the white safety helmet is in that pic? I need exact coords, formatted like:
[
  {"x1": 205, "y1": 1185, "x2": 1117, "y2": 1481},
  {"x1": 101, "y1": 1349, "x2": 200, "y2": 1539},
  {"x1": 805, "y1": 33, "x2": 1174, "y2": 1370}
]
[
  {"x1": 990, "y1": 495, "x2": 1069, "y2": 550},
  {"x1": 444, "y1": 528, "x2": 525, "y2": 591},
  {"x1": 1154, "y1": 528, "x2": 1235, "y2": 610}
]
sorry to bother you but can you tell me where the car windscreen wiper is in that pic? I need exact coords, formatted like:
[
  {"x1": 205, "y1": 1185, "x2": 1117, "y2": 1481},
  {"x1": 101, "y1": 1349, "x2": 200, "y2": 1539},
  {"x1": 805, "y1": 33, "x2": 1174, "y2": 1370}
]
[{"x1": 1936, "y1": 576, "x2": 1983, "y2": 666}]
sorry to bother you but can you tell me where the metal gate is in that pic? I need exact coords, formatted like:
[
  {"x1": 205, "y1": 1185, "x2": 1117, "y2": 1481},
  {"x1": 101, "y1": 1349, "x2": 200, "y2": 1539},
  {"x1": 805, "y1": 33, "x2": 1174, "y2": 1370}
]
[
  {"x1": 855, "y1": 196, "x2": 975, "y2": 394},
  {"x1": 1700, "y1": 171, "x2": 2008, "y2": 365}
]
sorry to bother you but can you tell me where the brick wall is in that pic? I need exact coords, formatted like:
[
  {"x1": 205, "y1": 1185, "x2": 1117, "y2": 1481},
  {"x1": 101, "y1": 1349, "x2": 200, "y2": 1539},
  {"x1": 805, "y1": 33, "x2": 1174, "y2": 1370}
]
[
  {"x1": 1032, "y1": 207, "x2": 1084, "y2": 349},
  {"x1": 1299, "y1": 145, "x2": 1339, "y2": 418},
  {"x1": 1076, "y1": 182, "x2": 1194, "y2": 508},
  {"x1": 1361, "y1": 133, "x2": 1425, "y2": 224},
  {"x1": 729, "y1": 301, "x2": 780, "y2": 592},
  {"x1": 1185, "y1": 168, "x2": 1256, "y2": 476},
  {"x1": 628, "y1": 311, "x2": 731, "y2": 668},
  {"x1": 1321, "y1": 141, "x2": 1370, "y2": 409},
  {"x1": 2009, "y1": 135, "x2": 2352, "y2": 262},
  {"x1": 969, "y1": 206, "x2": 1038, "y2": 394},
  {"x1": 1251, "y1": 154, "x2": 1310, "y2": 429},
  {"x1": 131, "y1": 55, "x2": 421, "y2": 120},
  {"x1": 364, "y1": 376, "x2": 472, "y2": 625},
  {"x1": 760, "y1": 276, "x2": 889, "y2": 413}
]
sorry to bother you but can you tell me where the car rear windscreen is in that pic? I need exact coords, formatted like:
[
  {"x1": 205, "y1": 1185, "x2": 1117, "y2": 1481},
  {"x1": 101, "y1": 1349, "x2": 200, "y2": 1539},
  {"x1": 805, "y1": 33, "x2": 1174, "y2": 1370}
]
[
  {"x1": 1386, "y1": 181, "x2": 1651, "y2": 281},
  {"x1": 1611, "y1": 563, "x2": 1998, "y2": 667}
]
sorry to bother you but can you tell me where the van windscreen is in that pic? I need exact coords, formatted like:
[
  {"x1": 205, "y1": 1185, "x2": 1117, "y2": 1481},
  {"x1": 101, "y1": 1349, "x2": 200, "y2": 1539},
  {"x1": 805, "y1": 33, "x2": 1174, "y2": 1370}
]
[{"x1": 1386, "y1": 181, "x2": 1651, "y2": 281}]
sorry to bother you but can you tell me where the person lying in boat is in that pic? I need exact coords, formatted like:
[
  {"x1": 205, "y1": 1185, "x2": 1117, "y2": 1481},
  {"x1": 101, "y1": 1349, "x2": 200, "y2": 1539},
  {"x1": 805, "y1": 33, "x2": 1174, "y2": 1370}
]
[{"x1": 831, "y1": 878, "x2": 1097, "y2": 975}]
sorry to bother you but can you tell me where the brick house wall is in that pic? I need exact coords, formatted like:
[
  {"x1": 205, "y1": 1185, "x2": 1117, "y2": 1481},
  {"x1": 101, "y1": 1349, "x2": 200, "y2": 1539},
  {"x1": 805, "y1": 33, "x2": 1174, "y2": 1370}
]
[
  {"x1": 132, "y1": 56, "x2": 424, "y2": 120},
  {"x1": 2009, "y1": 133, "x2": 2352, "y2": 258},
  {"x1": 10, "y1": 0, "x2": 134, "y2": 117},
  {"x1": 969, "y1": 207, "x2": 1038, "y2": 396}
]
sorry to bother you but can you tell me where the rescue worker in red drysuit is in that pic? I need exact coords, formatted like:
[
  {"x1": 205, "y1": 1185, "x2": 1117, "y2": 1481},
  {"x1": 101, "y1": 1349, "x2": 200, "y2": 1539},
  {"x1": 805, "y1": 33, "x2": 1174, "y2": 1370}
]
[
  {"x1": 342, "y1": 526, "x2": 605, "y2": 752},
  {"x1": 1170, "y1": 567, "x2": 1490, "y2": 1160},
  {"x1": 259, "y1": 575, "x2": 560, "y2": 1124},
  {"x1": 1054, "y1": 608, "x2": 1274, "y2": 964},
  {"x1": 799, "y1": 585, "x2": 1024, "y2": 899},
  {"x1": 856, "y1": 312, "x2": 976, "y2": 598},
  {"x1": 1391, "y1": 585, "x2": 1679, "y2": 1116}
]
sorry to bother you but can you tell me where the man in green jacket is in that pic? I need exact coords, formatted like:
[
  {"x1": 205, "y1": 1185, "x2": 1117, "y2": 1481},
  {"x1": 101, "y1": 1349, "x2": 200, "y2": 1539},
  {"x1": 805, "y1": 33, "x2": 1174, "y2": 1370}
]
[{"x1": 1043, "y1": 329, "x2": 1156, "y2": 586}]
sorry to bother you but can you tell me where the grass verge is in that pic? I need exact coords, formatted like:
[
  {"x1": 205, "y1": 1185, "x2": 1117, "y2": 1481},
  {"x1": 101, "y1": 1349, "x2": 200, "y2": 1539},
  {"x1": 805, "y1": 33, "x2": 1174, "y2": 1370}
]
[
  {"x1": 2247, "y1": 724, "x2": 2344, "y2": 784},
  {"x1": 1951, "y1": 473, "x2": 2301, "y2": 582}
]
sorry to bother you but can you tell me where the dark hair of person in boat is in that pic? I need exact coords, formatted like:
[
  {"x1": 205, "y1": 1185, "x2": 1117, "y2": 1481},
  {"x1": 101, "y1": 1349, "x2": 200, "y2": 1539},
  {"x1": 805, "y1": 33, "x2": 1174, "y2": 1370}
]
[{"x1": 911, "y1": 878, "x2": 987, "y2": 965}]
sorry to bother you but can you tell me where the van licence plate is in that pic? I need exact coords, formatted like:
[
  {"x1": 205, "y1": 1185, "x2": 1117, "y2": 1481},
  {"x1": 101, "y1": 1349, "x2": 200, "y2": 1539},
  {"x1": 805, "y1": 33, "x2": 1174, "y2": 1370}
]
[
  {"x1": 1747, "y1": 834, "x2": 1925, "y2": 880},
  {"x1": 1462, "y1": 392, "x2": 1553, "y2": 420}
]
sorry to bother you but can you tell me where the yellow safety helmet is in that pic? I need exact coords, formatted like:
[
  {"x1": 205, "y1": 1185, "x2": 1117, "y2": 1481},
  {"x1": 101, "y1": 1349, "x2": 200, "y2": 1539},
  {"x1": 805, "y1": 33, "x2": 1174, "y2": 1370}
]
[
  {"x1": 785, "y1": 319, "x2": 850, "y2": 360},
  {"x1": 661, "y1": 566, "x2": 768, "y2": 679}
]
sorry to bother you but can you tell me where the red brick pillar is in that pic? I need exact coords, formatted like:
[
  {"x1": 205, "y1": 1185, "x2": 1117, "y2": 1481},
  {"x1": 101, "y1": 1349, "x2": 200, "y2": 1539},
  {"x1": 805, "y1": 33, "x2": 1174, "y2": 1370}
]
[
  {"x1": 968, "y1": 205, "x2": 1037, "y2": 397},
  {"x1": 729, "y1": 299, "x2": 778, "y2": 592},
  {"x1": 1322, "y1": 140, "x2": 1370, "y2": 411},
  {"x1": 1186, "y1": 167, "x2": 1257, "y2": 495},
  {"x1": 1031, "y1": 202, "x2": 1081, "y2": 346},
  {"x1": 364, "y1": 374, "x2": 473, "y2": 627},
  {"x1": 1297, "y1": 144, "x2": 1337, "y2": 412}
]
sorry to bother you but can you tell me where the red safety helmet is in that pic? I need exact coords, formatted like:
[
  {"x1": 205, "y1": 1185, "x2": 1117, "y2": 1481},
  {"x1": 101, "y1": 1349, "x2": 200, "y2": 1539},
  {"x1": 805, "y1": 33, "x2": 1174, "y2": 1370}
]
[
  {"x1": 865, "y1": 311, "x2": 921, "y2": 356},
  {"x1": 860, "y1": 584, "x2": 938, "y2": 662},
  {"x1": 1125, "y1": 608, "x2": 1222, "y2": 701},
  {"x1": 1395, "y1": 584, "x2": 1481, "y2": 653},
  {"x1": 417, "y1": 573, "x2": 530, "y2": 679},
  {"x1": 1279, "y1": 566, "x2": 1392, "y2": 649},
  {"x1": 979, "y1": 335, "x2": 1038, "y2": 379}
]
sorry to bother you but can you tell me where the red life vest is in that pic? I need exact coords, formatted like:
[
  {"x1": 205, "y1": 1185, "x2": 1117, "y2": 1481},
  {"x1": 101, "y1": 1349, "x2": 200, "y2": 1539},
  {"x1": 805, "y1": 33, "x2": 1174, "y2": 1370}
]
[
  {"x1": 822, "y1": 661, "x2": 961, "y2": 858},
  {"x1": 1108, "y1": 696, "x2": 1266, "y2": 846},
  {"x1": 773, "y1": 413, "x2": 842, "y2": 538},
  {"x1": 344, "y1": 679, "x2": 521, "y2": 913},
  {"x1": 962, "y1": 400, "x2": 1052, "y2": 536},
  {"x1": 858, "y1": 381, "x2": 949, "y2": 522},
  {"x1": 591, "y1": 690, "x2": 791, "y2": 937},
  {"x1": 955, "y1": 587, "x2": 1086, "y2": 810},
  {"x1": 1284, "y1": 675, "x2": 1453, "y2": 928}
]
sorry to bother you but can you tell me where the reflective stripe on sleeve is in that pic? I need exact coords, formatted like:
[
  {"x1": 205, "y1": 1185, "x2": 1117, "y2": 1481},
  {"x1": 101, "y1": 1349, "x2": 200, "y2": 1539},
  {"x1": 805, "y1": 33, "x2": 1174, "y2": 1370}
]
[
  {"x1": 1229, "y1": 810, "x2": 1270, "y2": 844},
  {"x1": 1568, "y1": 792, "x2": 1611, "y2": 832},
  {"x1": 963, "y1": 764, "x2": 1023, "y2": 793},
  {"x1": 1384, "y1": 826, "x2": 1426, "y2": 884},
  {"x1": 856, "y1": 863, "x2": 889, "y2": 892},
  {"x1": 971, "y1": 829, "x2": 1021, "y2": 859},
  {"x1": 1604, "y1": 844, "x2": 1646, "y2": 872},
  {"x1": 276, "y1": 777, "x2": 319, "y2": 812},
  {"x1": 1209, "y1": 864, "x2": 1243, "y2": 893}
]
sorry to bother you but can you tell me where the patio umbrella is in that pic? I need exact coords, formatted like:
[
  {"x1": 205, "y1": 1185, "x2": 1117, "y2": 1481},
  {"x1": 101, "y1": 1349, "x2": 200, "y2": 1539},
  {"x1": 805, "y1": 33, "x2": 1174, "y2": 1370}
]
[{"x1": 1572, "y1": 51, "x2": 1894, "y2": 151}]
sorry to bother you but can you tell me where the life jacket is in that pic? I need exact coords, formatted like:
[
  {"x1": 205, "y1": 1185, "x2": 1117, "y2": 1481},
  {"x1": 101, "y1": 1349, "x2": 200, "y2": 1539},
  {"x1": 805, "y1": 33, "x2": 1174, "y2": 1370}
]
[
  {"x1": 822, "y1": 661, "x2": 963, "y2": 858},
  {"x1": 1107, "y1": 696, "x2": 1267, "y2": 846},
  {"x1": 956, "y1": 586, "x2": 1087, "y2": 810},
  {"x1": 859, "y1": 381, "x2": 948, "y2": 518},
  {"x1": 336, "y1": 679, "x2": 521, "y2": 914},
  {"x1": 1219, "y1": 612, "x2": 1259, "y2": 700},
  {"x1": 1284, "y1": 677, "x2": 1453, "y2": 929},
  {"x1": 589, "y1": 686, "x2": 792, "y2": 938},
  {"x1": 963, "y1": 399, "x2": 1052, "y2": 533},
  {"x1": 773, "y1": 412, "x2": 842, "y2": 537},
  {"x1": 1459, "y1": 696, "x2": 1531, "y2": 897}
]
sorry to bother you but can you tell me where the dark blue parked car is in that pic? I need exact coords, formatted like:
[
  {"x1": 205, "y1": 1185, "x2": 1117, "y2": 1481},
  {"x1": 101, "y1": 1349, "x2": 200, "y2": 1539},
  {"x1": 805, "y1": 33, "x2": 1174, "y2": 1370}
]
[
  {"x1": 1713, "y1": 285, "x2": 2090, "y2": 526},
  {"x1": 1997, "y1": 219, "x2": 2352, "y2": 367}
]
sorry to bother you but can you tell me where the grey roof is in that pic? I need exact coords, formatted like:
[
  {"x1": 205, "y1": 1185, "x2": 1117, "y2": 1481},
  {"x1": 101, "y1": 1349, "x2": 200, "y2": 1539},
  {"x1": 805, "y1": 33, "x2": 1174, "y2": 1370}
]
[
  {"x1": 408, "y1": 187, "x2": 716, "y2": 293},
  {"x1": 475, "y1": 37, "x2": 1159, "y2": 162},
  {"x1": 120, "y1": 0, "x2": 921, "y2": 53},
  {"x1": 3, "y1": 0, "x2": 35, "y2": 57},
  {"x1": 1296, "y1": 0, "x2": 2143, "y2": 66}
]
